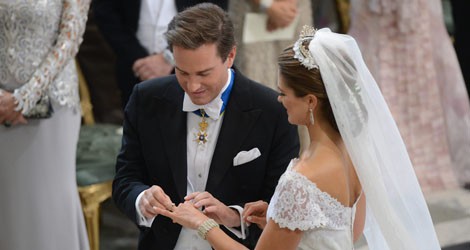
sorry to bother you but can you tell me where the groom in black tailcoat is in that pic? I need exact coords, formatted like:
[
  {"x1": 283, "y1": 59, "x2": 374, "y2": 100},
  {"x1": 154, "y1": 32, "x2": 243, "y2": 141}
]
[{"x1": 112, "y1": 3, "x2": 299, "y2": 250}]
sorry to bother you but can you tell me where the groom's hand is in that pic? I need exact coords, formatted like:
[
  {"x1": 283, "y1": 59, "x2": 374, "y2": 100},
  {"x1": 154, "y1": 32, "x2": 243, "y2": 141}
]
[
  {"x1": 185, "y1": 191, "x2": 241, "y2": 228},
  {"x1": 139, "y1": 185, "x2": 175, "y2": 219}
]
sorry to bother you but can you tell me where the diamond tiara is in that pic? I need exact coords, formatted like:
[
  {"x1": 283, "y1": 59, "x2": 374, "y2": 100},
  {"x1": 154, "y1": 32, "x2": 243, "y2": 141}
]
[{"x1": 293, "y1": 25, "x2": 318, "y2": 70}]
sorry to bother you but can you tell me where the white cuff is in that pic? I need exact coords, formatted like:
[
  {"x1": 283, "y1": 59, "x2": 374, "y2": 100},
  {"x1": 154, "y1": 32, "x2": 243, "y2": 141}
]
[
  {"x1": 135, "y1": 191, "x2": 156, "y2": 227},
  {"x1": 224, "y1": 205, "x2": 248, "y2": 239},
  {"x1": 259, "y1": 0, "x2": 273, "y2": 12}
]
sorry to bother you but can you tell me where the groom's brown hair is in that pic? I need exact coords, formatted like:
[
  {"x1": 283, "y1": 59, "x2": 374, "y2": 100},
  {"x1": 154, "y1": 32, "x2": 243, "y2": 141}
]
[{"x1": 165, "y1": 3, "x2": 236, "y2": 62}]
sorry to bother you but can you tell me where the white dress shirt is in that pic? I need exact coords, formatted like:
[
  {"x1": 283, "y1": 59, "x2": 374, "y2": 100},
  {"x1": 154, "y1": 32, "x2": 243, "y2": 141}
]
[
  {"x1": 135, "y1": 69, "x2": 246, "y2": 249},
  {"x1": 136, "y1": 0, "x2": 176, "y2": 54}
]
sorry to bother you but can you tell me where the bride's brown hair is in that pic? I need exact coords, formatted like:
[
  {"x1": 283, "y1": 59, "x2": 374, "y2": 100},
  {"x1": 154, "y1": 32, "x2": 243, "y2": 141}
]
[{"x1": 278, "y1": 43, "x2": 339, "y2": 132}]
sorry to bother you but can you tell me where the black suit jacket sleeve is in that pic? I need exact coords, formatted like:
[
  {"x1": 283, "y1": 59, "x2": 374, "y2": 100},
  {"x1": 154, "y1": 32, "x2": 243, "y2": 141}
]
[
  {"x1": 113, "y1": 83, "x2": 150, "y2": 224},
  {"x1": 93, "y1": 0, "x2": 148, "y2": 65},
  {"x1": 114, "y1": 77, "x2": 188, "y2": 249}
]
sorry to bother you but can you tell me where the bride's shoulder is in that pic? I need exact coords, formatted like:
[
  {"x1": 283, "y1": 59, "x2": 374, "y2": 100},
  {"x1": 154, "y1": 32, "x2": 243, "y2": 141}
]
[
  {"x1": 268, "y1": 152, "x2": 352, "y2": 231},
  {"x1": 295, "y1": 149, "x2": 344, "y2": 180},
  {"x1": 293, "y1": 150, "x2": 349, "y2": 206}
]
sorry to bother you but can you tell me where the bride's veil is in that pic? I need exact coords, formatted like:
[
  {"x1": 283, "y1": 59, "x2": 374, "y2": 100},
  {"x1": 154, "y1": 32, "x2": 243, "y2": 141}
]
[{"x1": 303, "y1": 27, "x2": 440, "y2": 250}]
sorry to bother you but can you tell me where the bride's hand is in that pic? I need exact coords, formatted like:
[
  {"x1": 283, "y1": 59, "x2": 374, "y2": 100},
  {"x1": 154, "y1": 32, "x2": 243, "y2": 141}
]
[
  {"x1": 185, "y1": 191, "x2": 241, "y2": 227},
  {"x1": 156, "y1": 201, "x2": 208, "y2": 230},
  {"x1": 242, "y1": 200, "x2": 268, "y2": 229}
]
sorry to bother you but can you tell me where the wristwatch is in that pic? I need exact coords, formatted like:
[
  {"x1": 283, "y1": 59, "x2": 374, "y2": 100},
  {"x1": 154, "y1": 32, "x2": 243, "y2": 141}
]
[{"x1": 162, "y1": 49, "x2": 175, "y2": 66}]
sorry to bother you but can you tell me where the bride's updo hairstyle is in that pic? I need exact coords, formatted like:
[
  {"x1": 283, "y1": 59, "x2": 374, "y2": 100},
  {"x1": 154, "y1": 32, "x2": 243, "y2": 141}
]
[{"x1": 278, "y1": 41, "x2": 339, "y2": 132}]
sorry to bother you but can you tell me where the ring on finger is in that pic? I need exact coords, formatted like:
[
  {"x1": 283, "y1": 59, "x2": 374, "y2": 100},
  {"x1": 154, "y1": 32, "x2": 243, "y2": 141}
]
[{"x1": 167, "y1": 203, "x2": 176, "y2": 212}]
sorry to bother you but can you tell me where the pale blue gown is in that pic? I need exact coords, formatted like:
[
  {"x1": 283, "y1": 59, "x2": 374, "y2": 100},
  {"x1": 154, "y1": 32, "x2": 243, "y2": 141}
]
[{"x1": 0, "y1": 0, "x2": 90, "y2": 249}]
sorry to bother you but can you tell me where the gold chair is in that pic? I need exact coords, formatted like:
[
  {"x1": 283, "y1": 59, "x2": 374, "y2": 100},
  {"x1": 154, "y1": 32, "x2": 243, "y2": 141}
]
[
  {"x1": 78, "y1": 181, "x2": 112, "y2": 250},
  {"x1": 77, "y1": 61, "x2": 121, "y2": 250},
  {"x1": 78, "y1": 63, "x2": 95, "y2": 125}
]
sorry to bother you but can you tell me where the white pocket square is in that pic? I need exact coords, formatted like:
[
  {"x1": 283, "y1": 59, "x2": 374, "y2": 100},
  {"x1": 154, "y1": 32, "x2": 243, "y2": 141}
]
[{"x1": 233, "y1": 148, "x2": 261, "y2": 166}]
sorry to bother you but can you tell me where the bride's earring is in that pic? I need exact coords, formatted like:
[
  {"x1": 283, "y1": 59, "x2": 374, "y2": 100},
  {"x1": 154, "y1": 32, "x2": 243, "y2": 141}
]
[{"x1": 309, "y1": 108, "x2": 315, "y2": 125}]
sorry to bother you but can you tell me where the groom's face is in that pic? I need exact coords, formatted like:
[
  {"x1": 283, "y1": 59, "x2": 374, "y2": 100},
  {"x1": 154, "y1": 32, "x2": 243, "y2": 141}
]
[{"x1": 173, "y1": 43, "x2": 236, "y2": 105}]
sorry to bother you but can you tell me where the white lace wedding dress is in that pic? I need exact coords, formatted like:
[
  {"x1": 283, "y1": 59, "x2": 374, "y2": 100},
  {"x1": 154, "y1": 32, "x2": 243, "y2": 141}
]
[{"x1": 267, "y1": 160, "x2": 359, "y2": 250}]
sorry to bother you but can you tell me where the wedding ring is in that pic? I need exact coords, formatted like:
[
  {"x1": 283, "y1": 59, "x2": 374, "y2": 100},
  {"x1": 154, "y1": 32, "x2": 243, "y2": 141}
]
[{"x1": 167, "y1": 203, "x2": 176, "y2": 212}]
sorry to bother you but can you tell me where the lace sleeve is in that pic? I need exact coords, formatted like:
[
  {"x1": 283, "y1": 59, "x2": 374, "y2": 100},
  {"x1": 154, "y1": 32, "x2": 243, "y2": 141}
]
[
  {"x1": 267, "y1": 170, "x2": 347, "y2": 231},
  {"x1": 13, "y1": 0, "x2": 91, "y2": 114}
]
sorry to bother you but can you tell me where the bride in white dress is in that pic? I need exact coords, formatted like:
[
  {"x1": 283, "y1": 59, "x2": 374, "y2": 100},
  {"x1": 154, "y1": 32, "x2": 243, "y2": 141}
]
[{"x1": 156, "y1": 27, "x2": 440, "y2": 250}]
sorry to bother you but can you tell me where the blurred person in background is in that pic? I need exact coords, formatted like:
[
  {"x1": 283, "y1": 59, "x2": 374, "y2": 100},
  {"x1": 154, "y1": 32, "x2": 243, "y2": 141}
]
[
  {"x1": 450, "y1": 0, "x2": 470, "y2": 102},
  {"x1": 0, "y1": 0, "x2": 91, "y2": 249},
  {"x1": 93, "y1": 0, "x2": 228, "y2": 108},
  {"x1": 348, "y1": 0, "x2": 470, "y2": 192}
]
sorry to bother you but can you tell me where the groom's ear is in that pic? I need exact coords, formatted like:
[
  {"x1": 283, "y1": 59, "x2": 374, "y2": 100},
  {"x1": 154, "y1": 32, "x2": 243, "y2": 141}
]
[{"x1": 224, "y1": 46, "x2": 237, "y2": 68}]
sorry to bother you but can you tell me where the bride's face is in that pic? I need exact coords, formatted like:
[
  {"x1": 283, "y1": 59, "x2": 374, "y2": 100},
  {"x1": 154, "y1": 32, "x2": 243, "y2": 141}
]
[{"x1": 277, "y1": 76, "x2": 310, "y2": 126}]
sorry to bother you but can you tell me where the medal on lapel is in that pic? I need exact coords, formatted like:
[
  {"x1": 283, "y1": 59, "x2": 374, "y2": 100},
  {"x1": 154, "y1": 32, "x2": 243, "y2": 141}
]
[{"x1": 195, "y1": 109, "x2": 209, "y2": 145}]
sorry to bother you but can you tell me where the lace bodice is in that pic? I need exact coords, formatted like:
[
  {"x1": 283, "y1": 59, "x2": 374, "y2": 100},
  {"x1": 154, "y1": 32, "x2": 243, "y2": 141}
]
[
  {"x1": 267, "y1": 160, "x2": 357, "y2": 250},
  {"x1": 0, "y1": 0, "x2": 90, "y2": 114}
]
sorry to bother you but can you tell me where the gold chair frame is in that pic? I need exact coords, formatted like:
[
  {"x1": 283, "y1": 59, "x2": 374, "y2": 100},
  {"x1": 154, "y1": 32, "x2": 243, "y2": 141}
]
[{"x1": 77, "y1": 60, "x2": 113, "y2": 250}]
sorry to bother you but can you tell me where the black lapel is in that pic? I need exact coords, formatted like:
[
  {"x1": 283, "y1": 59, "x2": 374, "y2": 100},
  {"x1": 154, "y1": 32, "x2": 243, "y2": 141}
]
[
  {"x1": 205, "y1": 71, "x2": 262, "y2": 192},
  {"x1": 155, "y1": 83, "x2": 188, "y2": 200}
]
